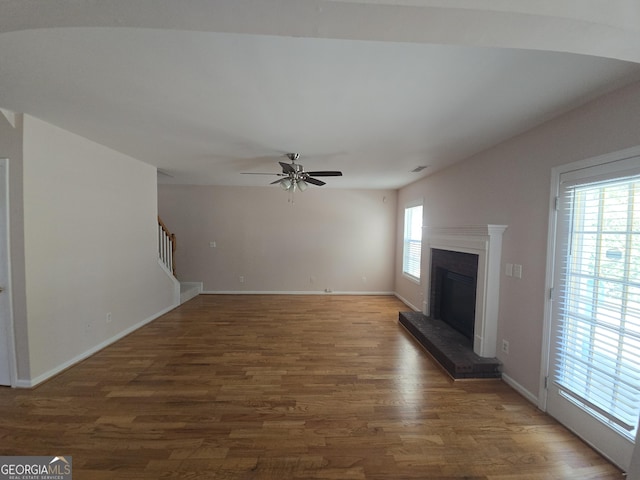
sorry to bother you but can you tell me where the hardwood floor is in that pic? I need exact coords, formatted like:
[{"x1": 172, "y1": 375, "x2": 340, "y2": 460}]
[{"x1": 0, "y1": 295, "x2": 624, "y2": 479}]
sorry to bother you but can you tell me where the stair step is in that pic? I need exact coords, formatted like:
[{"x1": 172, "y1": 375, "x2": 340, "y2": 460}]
[{"x1": 179, "y1": 282, "x2": 202, "y2": 304}]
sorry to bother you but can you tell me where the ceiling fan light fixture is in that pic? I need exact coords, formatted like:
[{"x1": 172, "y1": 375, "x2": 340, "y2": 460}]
[
  {"x1": 280, "y1": 178, "x2": 292, "y2": 190},
  {"x1": 297, "y1": 180, "x2": 308, "y2": 191}
]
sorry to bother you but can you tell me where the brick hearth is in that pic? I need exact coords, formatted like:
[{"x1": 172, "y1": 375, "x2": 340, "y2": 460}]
[{"x1": 399, "y1": 311, "x2": 501, "y2": 379}]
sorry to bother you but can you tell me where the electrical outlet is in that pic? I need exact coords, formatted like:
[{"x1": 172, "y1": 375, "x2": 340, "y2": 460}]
[
  {"x1": 106, "y1": 312, "x2": 112, "y2": 324},
  {"x1": 502, "y1": 339, "x2": 510, "y2": 354},
  {"x1": 209, "y1": 241, "x2": 216, "y2": 248},
  {"x1": 239, "y1": 276, "x2": 244, "y2": 284}
]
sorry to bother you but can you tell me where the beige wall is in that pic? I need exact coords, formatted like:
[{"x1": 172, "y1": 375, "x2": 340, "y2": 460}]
[
  {"x1": 158, "y1": 185, "x2": 397, "y2": 294},
  {"x1": 396, "y1": 79, "x2": 640, "y2": 398},
  {"x1": 21, "y1": 115, "x2": 176, "y2": 383}
]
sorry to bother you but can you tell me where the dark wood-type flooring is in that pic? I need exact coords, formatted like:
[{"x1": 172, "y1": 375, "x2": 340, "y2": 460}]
[{"x1": 0, "y1": 295, "x2": 624, "y2": 479}]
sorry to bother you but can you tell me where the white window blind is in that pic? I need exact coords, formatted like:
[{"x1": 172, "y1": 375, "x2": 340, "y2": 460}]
[
  {"x1": 555, "y1": 170, "x2": 640, "y2": 437},
  {"x1": 403, "y1": 205, "x2": 423, "y2": 280}
]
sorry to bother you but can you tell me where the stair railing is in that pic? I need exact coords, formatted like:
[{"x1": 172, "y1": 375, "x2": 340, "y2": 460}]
[{"x1": 158, "y1": 216, "x2": 176, "y2": 275}]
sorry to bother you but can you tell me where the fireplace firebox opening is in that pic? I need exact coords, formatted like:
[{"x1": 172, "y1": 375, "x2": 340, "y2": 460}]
[
  {"x1": 430, "y1": 249, "x2": 479, "y2": 343},
  {"x1": 436, "y1": 269, "x2": 476, "y2": 341}
]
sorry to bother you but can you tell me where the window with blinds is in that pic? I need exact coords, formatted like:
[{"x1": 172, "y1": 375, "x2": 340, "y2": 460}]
[
  {"x1": 403, "y1": 204, "x2": 423, "y2": 281},
  {"x1": 555, "y1": 172, "x2": 640, "y2": 438}
]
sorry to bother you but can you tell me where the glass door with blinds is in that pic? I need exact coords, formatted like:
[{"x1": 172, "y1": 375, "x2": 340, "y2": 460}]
[{"x1": 547, "y1": 154, "x2": 640, "y2": 470}]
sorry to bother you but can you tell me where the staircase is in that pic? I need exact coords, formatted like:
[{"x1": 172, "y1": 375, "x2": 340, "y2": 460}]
[
  {"x1": 158, "y1": 216, "x2": 176, "y2": 275},
  {"x1": 158, "y1": 217, "x2": 202, "y2": 304}
]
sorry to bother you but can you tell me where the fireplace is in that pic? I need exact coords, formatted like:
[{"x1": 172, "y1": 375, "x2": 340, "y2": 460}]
[
  {"x1": 430, "y1": 250, "x2": 478, "y2": 342},
  {"x1": 423, "y1": 225, "x2": 507, "y2": 358}
]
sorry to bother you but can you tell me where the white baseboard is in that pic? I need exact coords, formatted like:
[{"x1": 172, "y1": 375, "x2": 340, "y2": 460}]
[
  {"x1": 180, "y1": 281, "x2": 202, "y2": 303},
  {"x1": 394, "y1": 293, "x2": 421, "y2": 311},
  {"x1": 201, "y1": 290, "x2": 396, "y2": 295},
  {"x1": 199, "y1": 290, "x2": 418, "y2": 314},
  {"x1": 15, "y1": 302, "x2": 179, "y2": 388},
  {"x1": 501, "y1": 372, "x2": 538, "y2": 406}
]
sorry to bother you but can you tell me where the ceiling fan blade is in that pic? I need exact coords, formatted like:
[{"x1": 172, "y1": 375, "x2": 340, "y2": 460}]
[
  {"x1": 305, "y1": 171, "x2": 343, "y2": 177},
  {"x1": 241, "y1": 172, "x2": 281, "y2": 175},
  {"x1": 305, "y1": 177, "x2": 326, "y2": 186},
  {"x1": 270, "y1": 178, "x2": 284, "y2": 185},
  {"x1": 279, "y1": 161, "x2": 296, "y2": 174}
]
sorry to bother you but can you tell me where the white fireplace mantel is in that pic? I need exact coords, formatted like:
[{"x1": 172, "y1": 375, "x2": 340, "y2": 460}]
[{"x1": 423, "y1": 224, "x2": 507, "y2": 358}]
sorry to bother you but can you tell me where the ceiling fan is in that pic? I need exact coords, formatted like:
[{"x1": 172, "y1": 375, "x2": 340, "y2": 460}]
[{"x1": 243, "y1": 153, "x2": 343, "y2": 192}]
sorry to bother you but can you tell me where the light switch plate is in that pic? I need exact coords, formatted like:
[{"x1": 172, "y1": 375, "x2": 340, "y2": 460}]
[
  {"x1": 513, "y1": 264, "x2": 523, "y2": 279},
  {"x1": 505, "y1": 263, "x2": 513, "y2": 277}
]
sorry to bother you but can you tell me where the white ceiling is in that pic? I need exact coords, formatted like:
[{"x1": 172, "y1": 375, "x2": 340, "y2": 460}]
[{"x1": 2, "y1": 1, "x2": 640, "y2": 189}]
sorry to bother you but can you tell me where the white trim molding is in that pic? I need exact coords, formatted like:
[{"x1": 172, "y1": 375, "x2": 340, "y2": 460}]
[
  {"x1": 423, "y1": 224, "x2": 507, "y2": 358},
  {"x1": 180, "y1": 282, "x2": 203, "y2": 304},
  {"x1": 201, "y1": 290, "x2": 396, "y2": 296},
  {"x1": 502, "y1": 373, "x2": 538, "y2": 406},
  {"x1": 394, "y1": 292, "x2": 421, "y2": 312}
]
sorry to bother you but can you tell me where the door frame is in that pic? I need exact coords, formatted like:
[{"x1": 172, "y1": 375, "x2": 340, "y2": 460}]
[
  {"x1": 539, "y1": 145, "x2": 640, "y2": 469},
  {"x1": 0, "y1": 158, "x2": 17, "y2": 387}
]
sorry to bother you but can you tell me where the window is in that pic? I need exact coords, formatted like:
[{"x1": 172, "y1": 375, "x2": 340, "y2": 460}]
[
  {"x1": 403, "y1": 204, "x2": 423, "y2": 281},
  {"x1": 555, "y1": 168, "x2": 640, "y2": 438}
]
